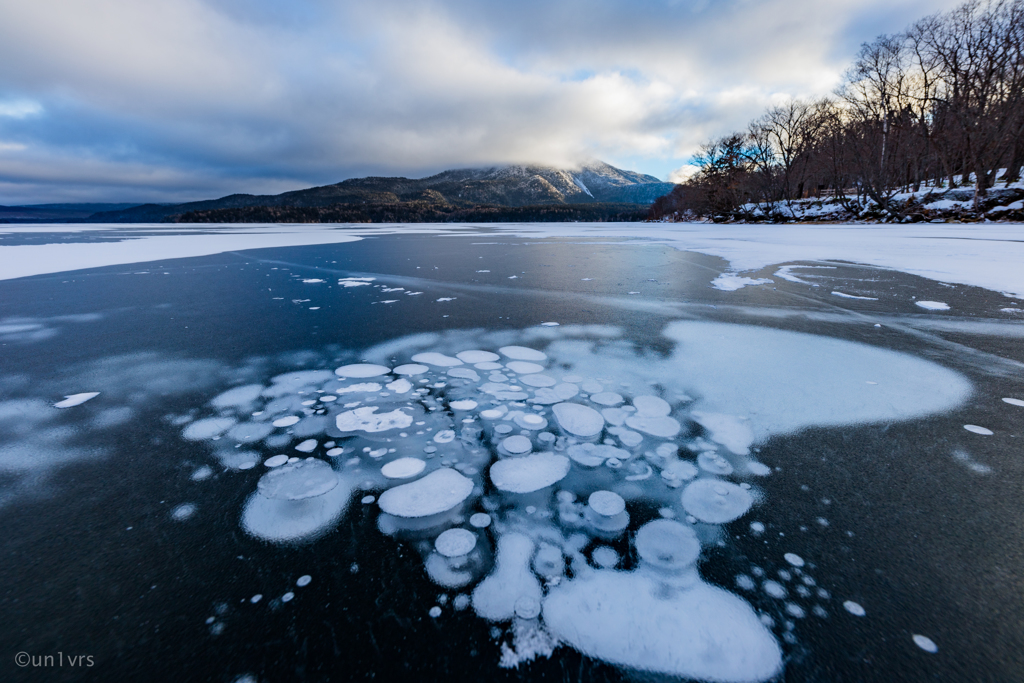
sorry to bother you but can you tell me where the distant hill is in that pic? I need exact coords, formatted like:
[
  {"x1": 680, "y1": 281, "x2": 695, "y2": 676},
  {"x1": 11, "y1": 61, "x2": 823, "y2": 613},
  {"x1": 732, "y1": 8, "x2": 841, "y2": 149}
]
[
  {"x1": 0, "y1": 203, "x2": 144, "y2": 223},
  {"x1": 83, "y1": 161, "x2": 676, "y2": 223}
]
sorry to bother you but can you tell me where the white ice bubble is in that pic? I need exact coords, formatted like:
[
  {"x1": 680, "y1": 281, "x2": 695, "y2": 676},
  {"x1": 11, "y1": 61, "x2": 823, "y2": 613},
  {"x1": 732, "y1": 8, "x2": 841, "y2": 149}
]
[
  {"x1": 748, "y1": 462, "x2": 771, "y2": 476},
  {"x1": 472, "y1": 532, "x2": 542, "y2": 621},
  {"x1": 698, "y1": 452, "x2": 734, "y2": 475},
  {"x1": 541, "y1": 322, "x2": 559, "y2": 327},
  {"x1": 282, "y1": 592, "x2": 294, "y2": 603},
  {"x1": 227, "y1": 422, "x2": 275, "y2": 443},
  {"x1": 54, "y1": 392, "x2": 100, "y2": 409},
  {"x1": 448, "y1": 368, "x2": 480, "y2": 381},
  {"x1": 682, "y1": 479, "x2": 753, "y2": 524},
  {"x1": 429, "y1": 606, "x2": 442, "y2": 618},
  {"x1": 393, "y1": 364, "x2": 429, "y2": 375},
  {"x1": 381, "y1": 457, "x2": 426, "y2": 479},
  {"x1": 1002, "y1": 397, "x2": 1024, "y2": 407},
  {"x1": 843, "y1": 601, "x2": 866, "y2": 616},
  {"x1": 257, "y1": 459, "x2": 338, "y2": 500},
  {"x1": 915, "y1": 301, "x2": 950, "y2": 311},
  {"x1": 386, "y1": 378, "x2": 413, "y2": 394},
  {"x1": 449, "y1": 400, "x2": 478, "y2": 410},
  {"x1": 433, "y1": 430, "x2": 456, "y2": 443},
  {"x1": 336, "y1": 382, "x2": 383, "y2": 394},
  {"x1": 520, "y1": 374, "x2": 556, "y2": 388},
  {"x1": 625, "y1": 414, "x2": 680, "y2": 438},
  {"x1": 589, "y1": 490, "x2": 626, "y2": 517},
  {"x1": 632, "y1": 395, "x2": 670, "y2": 416},
  {"x1": 435, "y1": 528, "x2": 477, "y2": 557},
  {"x1": 505, "y1": 361, "x2": 544, "y2": 375},
  {"x1": 963, "y1": 424, "x2": 994, "y2": 435},
  {"x1": 591, "y1": 392, "x2": 624, "y2": 406},
  {"x1": 296, "y1": 575, "x2": 312, "y2": 587},
  {"x1": 763, "y1": 581, "x2": 787, "y2": 599},
  {"x1": 711, "y1": 273, "x2": 774, "y2": 291},
  {"x1": 912, "y1": 634, "x2": 938, "y2": 653},
  {"x1": 191, "y1": 466, "x2": 213, "y2": 481},
  {"x1": 783, "y1": 553, "x2": 805, "y2": 568},
  {"x1": 591, "y1": 546, "x2": 619, "y2": 568},
  {"x1": 750, "y1": 521, "x2": 765, "y2": 534},
  {"x1": 498, "y1": 346, "x2": 547, "y2": 361},
  {"x1": 294, "y1": 439, "x2": 318, "y2": 453},
  {"x1": 335, "y1": 407, "x2": 413, "y2": 433},
  {"x1": 635, "y1": 519, "x2": 700, "y2": 571},
  {"x1": 411, "y1": 352, "x2": 463, "y2": 367},
  {"x1": 457, "y1": 350, "x2": 500, "y2": 363},
  {"x1": 552, "y1": 402, "x2": 604, "y2": 438},
  {"x1": 183, "y1": 417, "x2": 237, "y2": 441},
  {"x1": 265, "y1": 454, "x2": 289, "y2": 468},
  {"x1": 210, "y1": 384, "x2": 264, "y2": 409},
  {"x1": 272, "y1": 416, "x2": 301, "y2": 428},
  {"x1": 377, "y1": 468, "x2": 474, "y2": 517},
  {"x1": 469, "y1": 513, "x2": 491, "y2": 528},
  {"x1": 490, "y1": 453, "x2": 570, "y2": 493},
  {"x1": 500, "y1": 435, "x2": 533, "y2": 456},
  {"x1": 334, "y1": 364, "x2": 391, "y2": 378},
  {"x1": 475, "y1": 362, "x2": 503, "y2": 370},
  {"x1": 171, "y1": 503, "x2": 197, "y2": 521}
]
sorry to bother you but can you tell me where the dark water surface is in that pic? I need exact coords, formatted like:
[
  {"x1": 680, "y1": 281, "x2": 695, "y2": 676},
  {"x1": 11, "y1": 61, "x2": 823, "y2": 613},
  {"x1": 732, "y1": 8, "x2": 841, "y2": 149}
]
[{"x1": 1, "y1": 233, "x2": 1022, "y2": 683}]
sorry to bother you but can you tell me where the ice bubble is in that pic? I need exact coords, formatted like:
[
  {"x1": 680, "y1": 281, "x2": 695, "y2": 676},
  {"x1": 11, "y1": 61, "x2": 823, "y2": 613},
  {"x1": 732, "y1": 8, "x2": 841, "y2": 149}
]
[
  {"x1": 635, "y1": 519, "x2": 700, "y2": 571},
  {"x1": 381, "y1": 457, "x2": 426, "y2": 479},
  {"x1": 480, "y1": 409, "x2": 503, "y2": 419},
  {"x1": 227, "y1": 422, "x2": 275, "y2": 443},
  {"x1": 475, "y1": 361, "x2": 503, "y2": 370},
  {"x1": 472, "y1": 533, "x2": 542, "y2": 621},
  {"x1": 514, "y1": 413, "x2": 547, "y2": 430},
  {"x1": 698, "y1": 452, "x2": 734, "y2": 475},
  {"x1": 505, "y1": 361, "x2": 544, "y2": 374},
  {"x1": 433, "y1": 430, "x2": 456, "y2": 444},
  {"x1": 393, "y1": 364, "x2": 430, "y2": 375},
  {"x1": 681, "y1": 479, "x2": 753, "y2": 524},
  {"x1": 257, "y1": 459, "x2": 339, "y2": 500},
  {"x1": 915, "y1": 301, "x2": 950, "y2": 311},
  {"x1": 335, "y1": 364, "x2": 391, "y2": 378},
  {"x1": 251, "y1": 594, "x2": 262, "y2": 603},
  {"x1": 843, "y1": 601, "x2": 866, "y2": 616},
  {"x1": 565, "y1": 443, "x2": 613, "y2": 468},
  {"x1": 963, "y1": 424, "x2": 994, "y2": 435},
  {"x1": 54, "y1": 392, "x2": 101, "y2": 409},
  {"x1": 265, "y1": 454, "x2": 289, "y2": 468},
  {"x1": 435, "y1": 528, "x2": 477, "y2": 557},
  {"x1": 273, "y1": 415, "x2": 301, "y2": 428},
  {"x1": 361, "y1": 495, "x2": 375, "y2": 504},
  {"x1": 590, "y1": 392, "x2": 624, "y2": 406},
  {"x1": 412, "y1": 352, "x2": 463, "y2": 367},
  {"x1": 183, "y1": 417, "x2": 237, "y2": 440},
  {"x1": 242, "y1": 471, "x2": 354, "y2": 543},
  {"x1": 429, "y1": 606, "x2": 442, "y2": 618},
  {"x1": 618, "y1": 430, "x2": 643, "y2": 447},
  {"x1": 552, "y1": 402, "x2": 604, "y2": 438},
  {"x1": 763, "y1": 581, "x2": 787, "y2": 599},
  {"x1": 335, "y1": 407, "x2": 413, "y2": 433},
  {"x1": 515, "y1": 596, "x2": 542, "y2": 619},
  {"x1": 691, "y1": 413, "x2": 755, "y2": 455},
  {"x1": 386, "y1": 378, "x2": 413, "y2": 393},
  {"x1": 785, "y1": 603, "x2": 806, "y2": 619},
  {"x1": 592, "y1": 546, "x2": 619, "y2": 568},
  {"x1": 470, "y1": 513, "x2": 491, "y2": 528},
  {"x1": 554, "y1": 383, "x2": 579, "y2": 399},
  {"x1": 191, "y1": 466, "x2": 213, "y2": 481},
  {"x1": 1002, "y1": 397, "x2": 1024, "y2": 407},
  {"x1": 377, "y1": 468, "x2": 474, "y2": 517},
  {"x1": 448, "y1": 368, "x2": 481, "y2": 381},
  {"x1": 457, "y1": 350, "x2": 500, "y2": 363},
  {"x1": 210, "y1": 385, "x2": 263, "y2": 409},
  {"x1": 632, "y1": 395, "x2": 671, "y2": 416},
  {"x1": 453, "y1": 594, "x2": 471, "y2": 610},
  {"x1": 540, "y1": 322, "x2": 560, "y2": 327},
  {"x1": 543, "y1": 569, "x2": 781, "y2": 681},
  {"x1": 282, "y1": 592, "x2": 294, "y2": 603},
  {"x1": 499, "y1": 346, "x2": 547, "y2": 361},
  {"x1": 449, "y1": 400, "x2": 478, "y2": 410},
  {"x1": 784, "y1": 553, "x2": 805, "y2": 568},
  {"x1": 171, "y1": 503, "x2": 197, "y2": 521},
  {"x1": 625, "y1": 414, "x2": 681, "y2": 438},
  {"x1": 238, "y1": 460, "x2": 256, "y2": 470},
  {"x1": 588, "y1": 490, "x2": 626, "y2": 517},
  {"x1": 294, "y1": 439, "x2": 318, "y2": 453},
  {"x1": 336, "y1": 382, "x2": 383, "y2": 394},
  {"x1": 500, "y1": 435, "x2": 533, "y2": 456},
  {"x1": 520, "y1": 374, "x2": 556, "y2": 388},
  {"x1": 490, "y1": 453, "x2": 570, "y2": 493},
  {"x1": 913, "y1": 634, "x2": 938, "y2": 653},
  {"x1": 748, "y1": 462, "x2": 771, "y2": 476},
  {"x1": 750, "y1": 521, "x2": 765, "y2": 534},
  {"x1": 296, "y1": 575, "x2": 312, "y2": 587},
  {"x1": 326, "y1": 448, "x2": 343, "y2": 456}
]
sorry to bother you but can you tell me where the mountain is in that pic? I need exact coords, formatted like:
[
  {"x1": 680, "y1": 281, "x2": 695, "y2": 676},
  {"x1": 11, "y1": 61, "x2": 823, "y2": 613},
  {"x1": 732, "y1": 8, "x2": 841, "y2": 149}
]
[
  {"x1": 84, "y1": 160, "x2": 676, "y2": 223},
  {"x1": 0, "y1": 203, "x2": 143, "y2": 223}
]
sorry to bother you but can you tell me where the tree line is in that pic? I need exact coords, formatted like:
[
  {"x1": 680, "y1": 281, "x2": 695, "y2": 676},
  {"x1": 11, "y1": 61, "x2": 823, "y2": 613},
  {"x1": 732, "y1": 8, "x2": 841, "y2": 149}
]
[{"x1": 651, "y1": 0, "x2": 1024, "y2": 221}]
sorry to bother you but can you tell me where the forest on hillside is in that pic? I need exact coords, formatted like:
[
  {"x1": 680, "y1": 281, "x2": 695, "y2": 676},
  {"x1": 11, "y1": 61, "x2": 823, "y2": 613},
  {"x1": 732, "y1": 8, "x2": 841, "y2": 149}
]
[{"x1": 651, "y1": 0, "x2": 1024, "y2": 221}]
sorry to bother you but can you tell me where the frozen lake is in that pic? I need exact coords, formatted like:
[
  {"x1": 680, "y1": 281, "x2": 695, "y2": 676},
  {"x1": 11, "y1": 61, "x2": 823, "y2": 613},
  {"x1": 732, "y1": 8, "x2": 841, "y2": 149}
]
[{"x1": 1, "y1": 223, "x2": 1022, "y2": 682}]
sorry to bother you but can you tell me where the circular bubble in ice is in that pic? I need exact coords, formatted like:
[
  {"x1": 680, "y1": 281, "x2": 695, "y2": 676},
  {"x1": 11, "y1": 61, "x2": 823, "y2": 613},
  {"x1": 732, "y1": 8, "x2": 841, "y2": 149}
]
[
  {"x1": 296, "y1": 575, "x2": 312, "y2": 587},
  {"x1": 412, "y1": 352, "x2": 463, "y2": 367},
  {"x1": 588, "y1": 490, "x2": 625, "y2": 517},
  {"x1": 632, "y1": 395, "x2": 671, "y2": 416},
  {"x1": 591, "y1": 546, "x2": 620, "y2": 569},
  {"x1": 625, "y1": 414, "x2": 681, "y2": 438},
  {"x1": 381, "y1": 457, "x2": 427, "y2": 479},
  {"x1": 1002, "y1": 397, "x2": 1024, "y2": 407},
  {"x1": 515, "y1": 596, "x2": 541, "y2": 619},
  {"x1": 500, "y1": 435, "x2": 532, "y2": 455},
  {"x1": 590, "y1": 392, "x2": 624, "y2": 406},
  {"x1": 456, "y1": 350, "x2": 500, "y2": 363},
  {"x1": 520, "y1": 374, "x2": 556, "y2": 388},
  {"x1": 393, "y1": 364, "x2": 429, "y2": 375},
  {"x1": 435, "y1": 528, "x2": 477, "y2": 557},
  {"x1": 257, "y1": 459, "x2": 339, "y2": 500},
  {"x1": 449, "y1": 400, "x2": 477, "y2": 411},
  {"x1": 912, "y1": 634, "x2": 938, "y2": 653},
  {"x1": 335, "y1": 364, "x2": 391, "y2": 378},
  {"x1": 843, "y1": 600, "x2": 866, "y2": 616},
  {"x1": 491, "y1": 453, "x2": 570, "y2": 493},
  {"x1": 182, "y1": 417, "x2": 236, "y2": 441},
  {"x1": 553, "y1": 402, "x2": 605, "y2": 438},
  {"x1": 567, "y1": 443, "x2": 625, "y2": 468},
  {"x1": 963, "y1": 424, "x2": 993, "y2": 435},
  {"x1": 273, "y1": 415, "x2": 300, "y2": 428},
  {"x1": 498, "y1": 346, "x2": 547, "y2": 361},
  {"x1": 433, "y1": 430, "x2": 456, "y2": 444},
  {"x1": 698, "y1": 452, "x2": 734, "y2": 475},
  {"x1": 784, "y1": 553, "x2": 805, "y2": 568},
  {"x1": 336, "y1": 407, "x2": 413, "y2": 433},
  {"x1": 377, "y1": 468, "x2": 474, "y2": 518},
  {"x1": 635, "y1": 519, "x2": 700, "y2": 571},
  {"x1": 505, "y1": 361, "x2": 544, "y2": 374},
  {"x1": 171, "y1": 503, "x2": 197, "y2": 521},
  {"x1": 429, "y1": 606, "x2": 442, "y2": 618},
  {"x1": 514, "y1": 413, "x2": 547, "y2": 430},
  {"x1": 469, "y1": 512, "x2": 491, "y2": 528},
  {"x1": 265, "y1": 454, "x2": 289, "y2": 468},
  {"x1": 681, "y1": 479, "x2": 753, "y2": 524}
]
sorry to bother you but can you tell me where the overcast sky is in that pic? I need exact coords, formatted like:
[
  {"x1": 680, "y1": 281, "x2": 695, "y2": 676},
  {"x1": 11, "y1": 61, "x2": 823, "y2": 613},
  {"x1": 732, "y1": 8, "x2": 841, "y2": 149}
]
[{"x1": 0, "y1": 0, "x2": 963, "y2": 205}]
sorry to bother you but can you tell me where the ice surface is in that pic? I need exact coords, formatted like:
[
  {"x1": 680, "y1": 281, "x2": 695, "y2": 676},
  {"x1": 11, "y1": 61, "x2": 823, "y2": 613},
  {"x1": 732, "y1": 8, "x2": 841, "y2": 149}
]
[
  {"x1": 832, "y1": 292, "x2": 878, "y2": 300},
  {"x1": 499, "y1": 346, "x2": 547, "y2": 361},
  {"x1": 692, "y1": 412, "x2": 754, "y2": 455},
  {"x1": 335, "y1": 364, "x2": 390, "y2": 378},
  {"x1": 53, "y1": 392, "x2": 101, "y2": 408},
  {"x1": 682, "y1": 479, "x2": 753, "y2": 523},
  {"x1": 543, "y1": 570, "x2": 781, "y2": 681},
  {"x1": 472, "y1": 533, "x2": 542, "y2": 621},
  {"x1": 915, "y1": 301, "x2": 950, "y2": 311},
  {"x1": 490, "y1": 453, "x2": 570, "y2": 493},
  {"x1": 377, "y1": 468, "x2": 474, "y2": 517},
  {"x1": 381, "y1": 457, "x2": 426, "y2": 479},
  {"x1": 335, "y1": 407, "x2": 413, "y2": 433},
  {"x1": 552, "y1": 402, "x2": 604, "y2": 438},
  {"x1": 711, "y1": 273, "x2": 774, "y2": 291}
]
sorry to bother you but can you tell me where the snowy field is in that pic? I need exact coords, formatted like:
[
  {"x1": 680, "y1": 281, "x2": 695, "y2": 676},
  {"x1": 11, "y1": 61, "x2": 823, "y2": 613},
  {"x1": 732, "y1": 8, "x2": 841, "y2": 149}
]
[{"x1": 0, "y1": 223, "x2": 1022, "y2": 682}]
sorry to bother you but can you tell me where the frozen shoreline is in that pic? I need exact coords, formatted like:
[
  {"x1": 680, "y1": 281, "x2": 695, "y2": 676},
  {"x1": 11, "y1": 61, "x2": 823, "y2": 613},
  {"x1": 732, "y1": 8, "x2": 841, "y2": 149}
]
[{"x1": 1, "y1": 222, "x2": 1023, "y2": 299}]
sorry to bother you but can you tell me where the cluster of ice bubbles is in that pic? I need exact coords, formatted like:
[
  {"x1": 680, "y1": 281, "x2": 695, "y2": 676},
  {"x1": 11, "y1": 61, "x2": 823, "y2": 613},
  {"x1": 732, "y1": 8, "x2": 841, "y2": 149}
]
[{"x1": 177, "y1": 323, "x2": 971, "y2": 680}]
